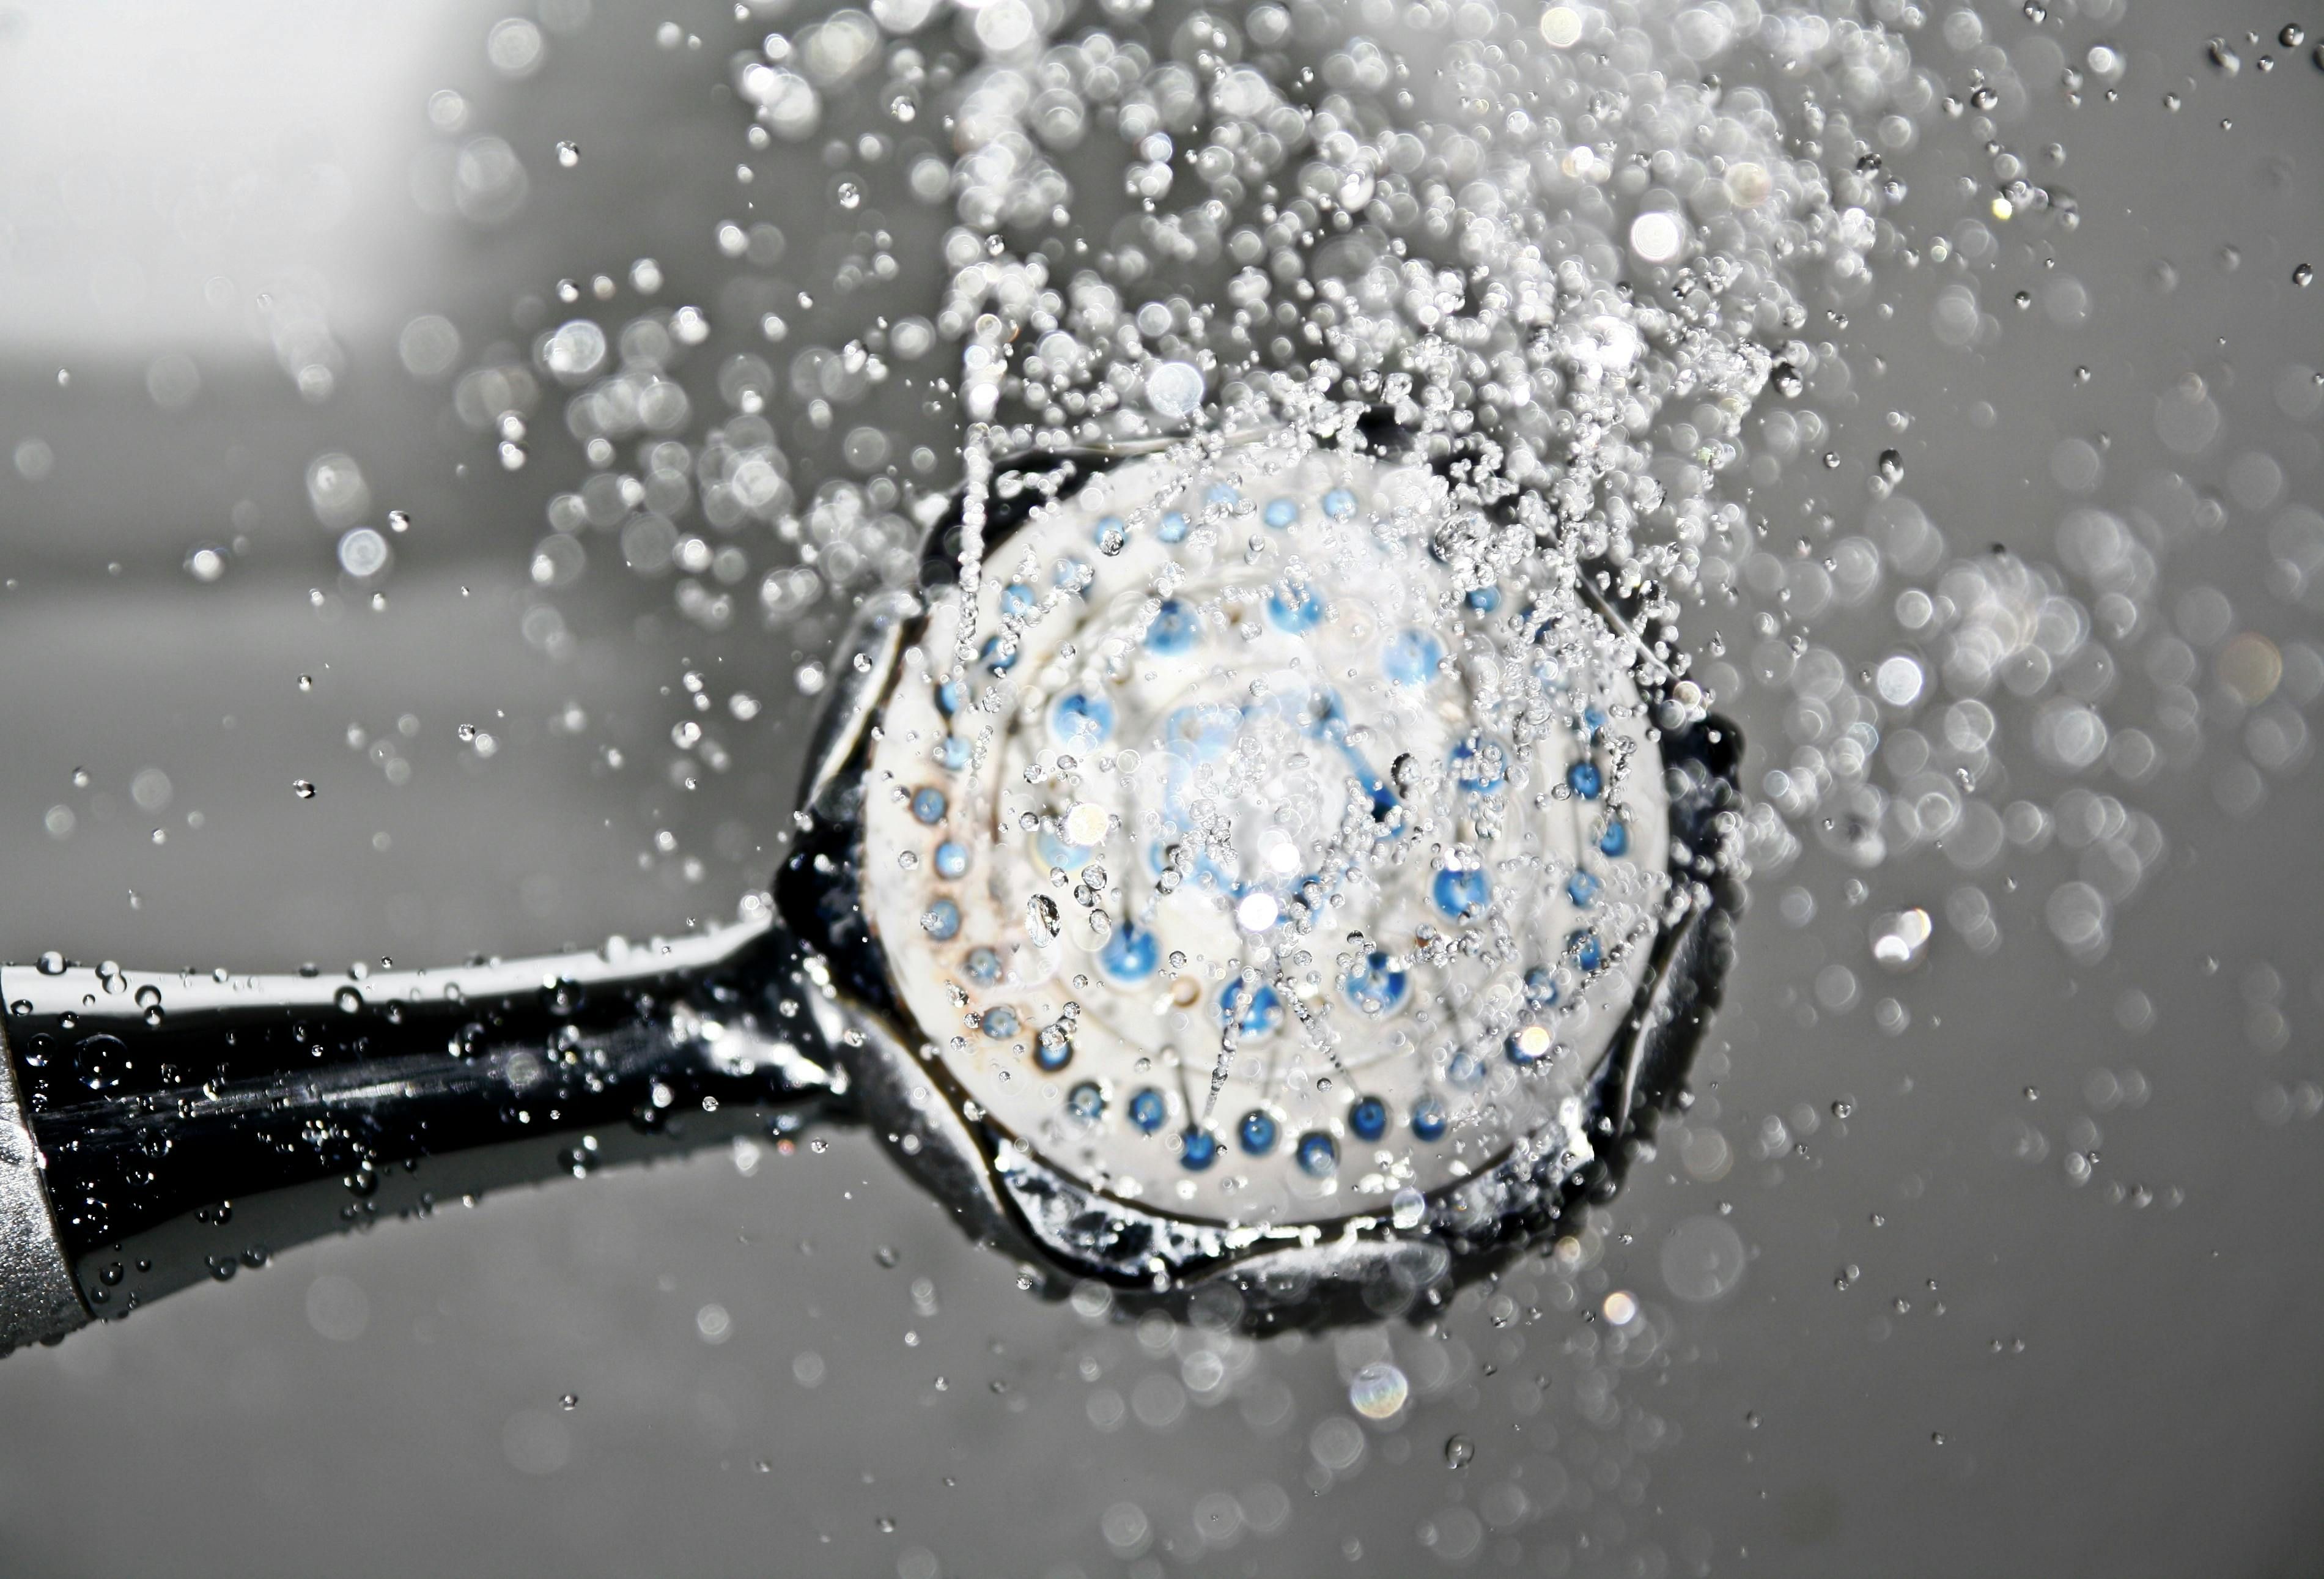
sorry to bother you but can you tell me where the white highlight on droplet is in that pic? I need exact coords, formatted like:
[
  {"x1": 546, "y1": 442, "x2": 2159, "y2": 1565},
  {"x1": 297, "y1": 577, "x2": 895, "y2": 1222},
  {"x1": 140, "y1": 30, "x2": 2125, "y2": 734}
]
[
  {"x1": 1145, "y1": 361, "x2": 1205, "y2": 420},
  {"x1": 1236, "y1": 892, "x2": 1280, "y2": 931},
  {"x1": 1871, "y1": 908, "x2": 1933, "y2": 970},
  {"x1": 1629, "y1": 210, "x2": 1687, "y2": 265},
  {"x1": 972, "y1": 0, "x2": 1035, "y2": 53},
  {"x1": 1539, "y1": 6, "x2": 1584, "y2": 46},
  {"x1": 1875, "y1": 654, "x2": 1926, "y2": 706},
  {"x1": 1065, "y1": 802, "x2": 1110, "y2": 845}
]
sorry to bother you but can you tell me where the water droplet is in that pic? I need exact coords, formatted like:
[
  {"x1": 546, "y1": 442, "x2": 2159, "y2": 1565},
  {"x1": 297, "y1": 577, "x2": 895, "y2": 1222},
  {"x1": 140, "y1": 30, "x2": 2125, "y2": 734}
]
[
  {"x1": 1443, "y1": 1435, "x2": 1475, "y2": 1469},
  {"x1": 292, "y1": 780, "x2": 317, "y2": 800},
  {"x1": 1870, "y1": 908, "x2": 1933, "y2": 971},
  {"x1": 1348, "y1": 1361, "x2": 1408, "y2": 1419},
  {"x1": 1144, "y1": 361, "x2": 1204, "y2": 420},
  {"x1": 1390, "y1": 1188, "x2": 1426, "y2": 1230},
  {"x1": 560, "y1": 1392, "x2": 579, "y2": 1410},
  {"x1": 555, "y1": 140, "x2": 580, "y2": 168}
]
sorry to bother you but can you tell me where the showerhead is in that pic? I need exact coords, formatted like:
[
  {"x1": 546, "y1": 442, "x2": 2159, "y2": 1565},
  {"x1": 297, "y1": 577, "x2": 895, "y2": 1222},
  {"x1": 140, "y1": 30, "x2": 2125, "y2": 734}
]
[
  {"x1": 777, "y1": 409, "x2": 1741, "y2": 1323},
  {"x1": 0, "y1": 408, "x2": 1738, "y2": 1348}
]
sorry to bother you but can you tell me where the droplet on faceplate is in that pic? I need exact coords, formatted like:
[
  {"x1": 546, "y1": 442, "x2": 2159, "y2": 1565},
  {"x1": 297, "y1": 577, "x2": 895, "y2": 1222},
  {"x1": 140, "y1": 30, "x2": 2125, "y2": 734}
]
[
  {"x1": 1063, "y1": 802, "x2": 1109, "y2": 845},
  {"x1": 292, "y1": 780, "x2": 317, "y2": 800},
  {"x1": 1874, "y1": 654, "x2": 1925, "y2": 706}
]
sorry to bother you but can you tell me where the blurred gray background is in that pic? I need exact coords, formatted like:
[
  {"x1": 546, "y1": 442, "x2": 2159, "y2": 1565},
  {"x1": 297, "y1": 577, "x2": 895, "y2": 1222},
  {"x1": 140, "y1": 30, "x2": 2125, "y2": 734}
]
[{"x1": 0, "y1": 0, "x2": 2316, "y2": 1574}]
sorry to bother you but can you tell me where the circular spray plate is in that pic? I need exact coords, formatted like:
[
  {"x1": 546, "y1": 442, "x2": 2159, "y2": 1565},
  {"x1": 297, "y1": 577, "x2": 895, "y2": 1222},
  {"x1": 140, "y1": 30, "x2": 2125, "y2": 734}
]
[{"x1": 850, "y1": 424, "x2": 1687, "y2": 1235}]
